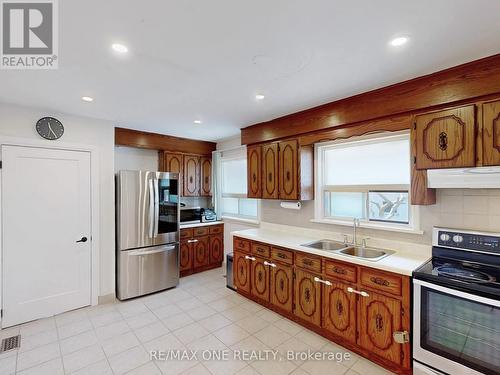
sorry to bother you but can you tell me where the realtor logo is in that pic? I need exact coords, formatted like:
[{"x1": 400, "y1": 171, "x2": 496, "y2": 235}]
[{"x1": 1, "y1": 0, "x2": 58, "y2": 69}]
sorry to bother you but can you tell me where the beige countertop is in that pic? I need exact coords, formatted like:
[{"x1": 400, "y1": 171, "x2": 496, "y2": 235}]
[
  {"x1": 180, "y1": 221, "x2": 223, "y2": 229},
  {"x1": 231, "y1": 225, "x2": 431, "y2": 276}
]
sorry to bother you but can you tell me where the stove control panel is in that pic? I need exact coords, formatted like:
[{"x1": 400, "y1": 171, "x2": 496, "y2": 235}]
[{"x1": 437, "y1": 230, "x2": 500, "y2": 254}]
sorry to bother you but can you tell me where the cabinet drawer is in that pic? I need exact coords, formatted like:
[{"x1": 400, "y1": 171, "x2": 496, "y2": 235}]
[
  {"x1": 296, "y1": 252, "x2": 322, "y2": 273},
  {"x1": 360, "y1": 268, "x2": 402, "y2": 296},
  {"x1": 251, "y1": 242, "x2": 270, "y2": 258},
  {"x1": 194, "y1": 226, "x2": 209, "y2": 237},
  {"x1": 324, "y1": 260, "x2": 357, "y2": 283},
  {"x1": 180, "y1": 228, "x2": 193, "y2": 240},
  {"x1": 209, "y1": 225, "x2": 223, "y2": 235},
  {"x1": 233, "y1": 237, "x2": 250, "y2": 253},
  {"x1": 271, "y1": 247, "x2": 293, "y2": 265}
]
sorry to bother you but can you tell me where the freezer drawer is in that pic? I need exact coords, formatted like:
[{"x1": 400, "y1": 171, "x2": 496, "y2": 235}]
[{"x1": 117, "y1": 243, "x2": 179, "y2": 300}]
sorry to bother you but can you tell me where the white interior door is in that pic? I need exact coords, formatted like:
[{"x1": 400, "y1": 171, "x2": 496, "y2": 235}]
[{"x1": 1, "y1": 145, "x2": 92, "y2": 327}]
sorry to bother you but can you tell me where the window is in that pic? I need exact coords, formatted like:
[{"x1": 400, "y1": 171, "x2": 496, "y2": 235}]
[
  {"x1": 218, "y1": 150, "x2": 259, "y2": 220},
  {"x1": 315, "y1": 133, "x2": 419, "y2": 232}
]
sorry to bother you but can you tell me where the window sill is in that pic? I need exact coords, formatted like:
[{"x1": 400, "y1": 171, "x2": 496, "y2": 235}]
[
  {"x1": 310, "y1": 218, "x2": 424, "y2": 235},
  {"x1": 221, "y1": 215, "x2": 260, "y2": 226}
]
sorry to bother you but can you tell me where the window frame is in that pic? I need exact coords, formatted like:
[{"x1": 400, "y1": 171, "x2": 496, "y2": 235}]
[{"x1": 313, "y1": 132, "x2": 422, "y2": 234}]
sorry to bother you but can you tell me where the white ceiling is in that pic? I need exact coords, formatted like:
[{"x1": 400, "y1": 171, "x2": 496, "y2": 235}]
[{"x1": 1, "y1": 0, "x2": 500, "y2": 142}]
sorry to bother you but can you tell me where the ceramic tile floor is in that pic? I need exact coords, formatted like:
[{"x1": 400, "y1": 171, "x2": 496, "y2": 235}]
[{"x1": 0, "y1": 267, "x2": 392, "y2": 375}]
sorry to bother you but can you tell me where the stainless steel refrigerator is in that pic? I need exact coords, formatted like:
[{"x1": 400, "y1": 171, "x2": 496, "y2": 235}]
[{"x1": 116, "y1": 170, "x2": 180, "y2": 300}]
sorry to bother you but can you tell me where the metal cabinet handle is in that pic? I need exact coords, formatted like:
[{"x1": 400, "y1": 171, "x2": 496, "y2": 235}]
[
  {"x1": 187, "y1": 239, "x2": 198, "y2": 243},
  {"x1": 245, "y1": 255, "x2": 256, "y2": 261},
  {"x1": 393, "y1": 331, "x2": 410, "y2": 344},
  {"x1": 347, "y1": 287, "x2": 369, "y2": 297},
  {"x1": 264, "y1": 261, "x2": 276, "y2": 268},
  {"x1": 313, "y1": 277, "x2": 332, "y2": 286}
]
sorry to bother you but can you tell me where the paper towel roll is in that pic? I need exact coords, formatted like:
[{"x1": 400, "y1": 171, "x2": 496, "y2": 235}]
[{"x1": 280, "y1": 201, "x2": 301, "y2": 210}]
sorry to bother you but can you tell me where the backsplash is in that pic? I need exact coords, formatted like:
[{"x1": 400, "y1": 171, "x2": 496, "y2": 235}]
[{"x1": 261, "y1": 189, "x2": 500, "y2": 245}]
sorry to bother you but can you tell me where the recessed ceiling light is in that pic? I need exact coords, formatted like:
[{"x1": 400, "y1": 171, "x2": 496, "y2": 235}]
[
  {"x1": 81, "y1": 96, "x2": 94, "y2": 102},
  {"x1": 255, "y1": 94, "x2": 265, "y2": 100},
  {"x1": 194, "y1": 120, "x2": 202, "y2": 124},
  {"x1": 389, "y1": 36, "x2": 409, "y2": 47},
  {"x1": 111, "y1": 43, "x2": 128, "y2": 53}
]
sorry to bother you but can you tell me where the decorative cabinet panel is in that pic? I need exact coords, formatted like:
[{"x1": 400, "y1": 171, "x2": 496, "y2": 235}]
[
  {"x1": 183, "y1": 155, "x2": 200, "y2": 196},
  {"x1": 270, "y1": 263, "x2": 293, "y2": 313},
  {"x1": 322, "y1": 280, "x2": 357, "y2": 344},
  {"x1": 179, "y1": 241, "x2": 193, "y2": 272},
  {"x1": 234, "y1": 251, "x2": 251, "y2": 294},
  {"x1": 359, "y1": 291, "x2": 403, "y2": 365},
  {"x1": 160, "y1": 152, "x2": 184, "y2": 193},
  {"x1": 200, "y1": 157, "x2": 212, "y2": 196},
  {"x1": 293, "y1": 268, "x2": 321, "y2": 326},
  {"x1": 247, "y1": 145, "x2": 262, "y2": 198},
  {"x1": 415, "y1": 105, "x2": 476, "y2": 169},
  {"x1": 209, "y1": 235, "x2": 223, "y2": 264},
  {"x1": 193, "y1": 236, "x2": 209, "y2": 268},
  {"x1": 262, "y1": 143, "x2": 279, "y2": 199},
  {"x1": 482, "y1": 100, "x2": 500, "y2": 166},
  {"x1": 250, "y1": 257, "x2": 270, "y2": 302},
  {"x1": 279, "y1": 139, "x2": 299, "y2": 200}
]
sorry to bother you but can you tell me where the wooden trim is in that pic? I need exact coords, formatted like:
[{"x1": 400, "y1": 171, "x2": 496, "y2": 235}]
[
  {"x1": 241, "y1": 54, "x2": 500, "y2": 145},
  {"x1": 115, "y1": 127, "x2": 216, "y2": 155}
]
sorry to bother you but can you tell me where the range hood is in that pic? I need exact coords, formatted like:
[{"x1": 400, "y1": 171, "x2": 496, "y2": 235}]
[{"x1": 427, "y1": 166, "x2": 500, "y2": 188}]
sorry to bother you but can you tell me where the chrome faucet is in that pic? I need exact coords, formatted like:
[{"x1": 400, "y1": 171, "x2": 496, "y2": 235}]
[{"x1": 353, "y1": 218, "x2": 360, "y2": 246}]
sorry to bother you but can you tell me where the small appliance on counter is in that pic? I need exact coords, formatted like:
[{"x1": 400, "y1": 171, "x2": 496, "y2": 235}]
[
  {"x1": 413, "y1": 227, "x2": 500, "y2": 375},
  {"x1": 180, "y1": 206, "x2": 217, "y2": 224},
  {"x1": 202, "y1": 208, "x2": 217, "y2": 223}
]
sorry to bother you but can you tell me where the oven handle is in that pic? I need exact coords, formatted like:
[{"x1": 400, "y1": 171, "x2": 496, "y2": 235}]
[{"x1": 413, "y1": 279, "x2": 500, "y2": 307}]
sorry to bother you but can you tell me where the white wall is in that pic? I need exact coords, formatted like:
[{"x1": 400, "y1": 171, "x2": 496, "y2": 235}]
[
  {"x1": 0, "y1": 102, "x2": 116, "y2": 297},
  {"x1": 114, "y1": 146, "x2": 158, "y2": 172}
]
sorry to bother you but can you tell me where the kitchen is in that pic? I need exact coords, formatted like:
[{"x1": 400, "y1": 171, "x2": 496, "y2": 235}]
[{"x1": 0, "y1": 1, "x2": 500, "y2": 375}]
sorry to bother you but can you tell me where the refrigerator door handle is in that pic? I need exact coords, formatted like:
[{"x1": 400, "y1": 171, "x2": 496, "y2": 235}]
[
  {"x1": 153, "y1": 178, "x2": 159, "y2": 237},
  {"x1": 148, "y1": 179, "x2": 154, "y2": 238},
  {"x1": 128, "y1": 245, "x2": 176, "y2": 256}
]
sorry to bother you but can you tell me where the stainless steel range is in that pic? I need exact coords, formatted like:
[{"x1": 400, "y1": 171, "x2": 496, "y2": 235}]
[{"x1": 413, "y1": 227, "x2": 500, "y2": 375}]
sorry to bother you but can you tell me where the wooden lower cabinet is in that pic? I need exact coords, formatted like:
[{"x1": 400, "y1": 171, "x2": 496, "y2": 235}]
[
  {"x1": 209, "y1": 235, "x2": 223, "y2": 264},
  {"x1": 322, "y1": 280, "x2": 357, "y2": 344},
  {"x1": 179, "y1": 241, "x2": 193, "y2": 272},
  {"x1": 232, "y1": 236, "x2": 411, "y2": 374},
  {"x1": 270, "y1": 263, "x2": 293, "y2": 313},
  {"x1": 250, "y1": 257, "x2": 270, "y2": 302},
  {"x1": 293, "y1": 268, "x2": 321, "y2": 326},
  {"x1": 193, "y1": 236, "x2": 209, "y2": 268},
  {"x1": 180, "y1": 224, "x2": 224, "y2": 276}
]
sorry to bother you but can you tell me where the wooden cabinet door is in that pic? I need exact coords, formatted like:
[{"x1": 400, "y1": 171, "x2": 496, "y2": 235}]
[
  {"x1": 293, "y1": 268, "x2": 321, "y2": 326},
  {"x1": 270, "y1": 263, "x2": 293, "y2": 313},
  {"x1": 415, "y1": 105, "x2": 476, "y2": 169},
  {"x1": 164, "y1": 152, "x2": 184, "y2": 193},
  {"x1": 250, "y1": 257, "x2": 270, "y2": 302},
  {"x1": 359, "y1": 291, "x2": 403, "y2": 365},
  {"x1": 322, "y1": 280, "x2": 357, "y2": 344},
  {"x1": 247, "y1": 145, "x2": 262, "y2": 198},
  {"x1": 209, "y1": 235, "x2": 223, "y2": 264},
  {"x1": 200, "y1": 157, "x2": 212, "y2": 196},
  {"x1": 262, "y1": 143, "x2": 279, "y2": 199},
  {"x1": 179, "y1": 241, "x2": 193, "y2": 272},
  {"x1": 183, "y1": 155, "x2": 200, "y2": 196},
  {"x1": 193, "y1": 236, "x2": 209, "y2": 268},
  {"x1": 233, "y1": 251, "x2": 251, "y2": 294},
  {"x1": 279, "y1": 140, "x2": 299, "y2": 200},
  {"x1": 483, "y1": 100, "x2": 500, "y2": 166}
]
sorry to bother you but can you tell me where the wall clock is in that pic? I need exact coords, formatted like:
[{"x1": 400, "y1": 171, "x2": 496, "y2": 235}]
[{"x1": 36, "y1": 117, "x2": 64, "y2": 140}]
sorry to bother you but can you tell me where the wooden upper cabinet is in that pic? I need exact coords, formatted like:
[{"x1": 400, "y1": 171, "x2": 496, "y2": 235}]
[
  {"x1": 322, "y1": 280, "x2": 357, "y2": 344},
  {"x1": 415, "y1": 105, "x2": 476, "y2": 170},
  {"x1": 183, "y1": 155, "x2": 200, "y2": 196},
  {"x1": 247, "y1": 145, "x2": 262, "y2": 198},
  {"x1": 262, "y1": 143, "x2": 279, "y2": 199},
  {"x1": 279, "y1": 140, "x2": 299, "y2": 200},
  {"x1": 200, "y1": 157, "x2": 212, "y2": 196},
  {"x1": 483, "y1": 100, "x2": 500, "y2": 166},
  {"x1": 358, "y1": 291, "x2": 403, "y2": 366},
  {"x1": 293, "y1": 268, "x2": 321, "y2": 326}
]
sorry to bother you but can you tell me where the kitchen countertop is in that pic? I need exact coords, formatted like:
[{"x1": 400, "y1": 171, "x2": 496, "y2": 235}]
[
  {"x1": 180, "y1": 221, "x2": 223, "y2": 229},
  {"x1": 231, "y1": 227, "x2": 430, "y2": 276}
]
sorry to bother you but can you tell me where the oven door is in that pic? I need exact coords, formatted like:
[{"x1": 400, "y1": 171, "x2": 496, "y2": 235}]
[{"x1": 413, "y1": 279, "x2": 500, "y2": 375}]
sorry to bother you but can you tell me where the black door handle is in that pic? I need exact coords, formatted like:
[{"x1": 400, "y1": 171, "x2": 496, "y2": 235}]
[{"x1": 76, "y1": 237, "x2": 88, "y2": 243}]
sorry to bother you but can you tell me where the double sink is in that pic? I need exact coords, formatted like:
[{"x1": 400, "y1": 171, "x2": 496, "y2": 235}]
[{"x1": 301, "y1": 239, "x2": 394, "y2": 262}]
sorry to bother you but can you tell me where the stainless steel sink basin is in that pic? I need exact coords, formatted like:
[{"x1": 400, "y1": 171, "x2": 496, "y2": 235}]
[
  {"x1": 301, "y1": 239, "x2": 350, "y2": 251},
  {"x1": 338, "y1": 247, "x2": 395, "y2": 261}
]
